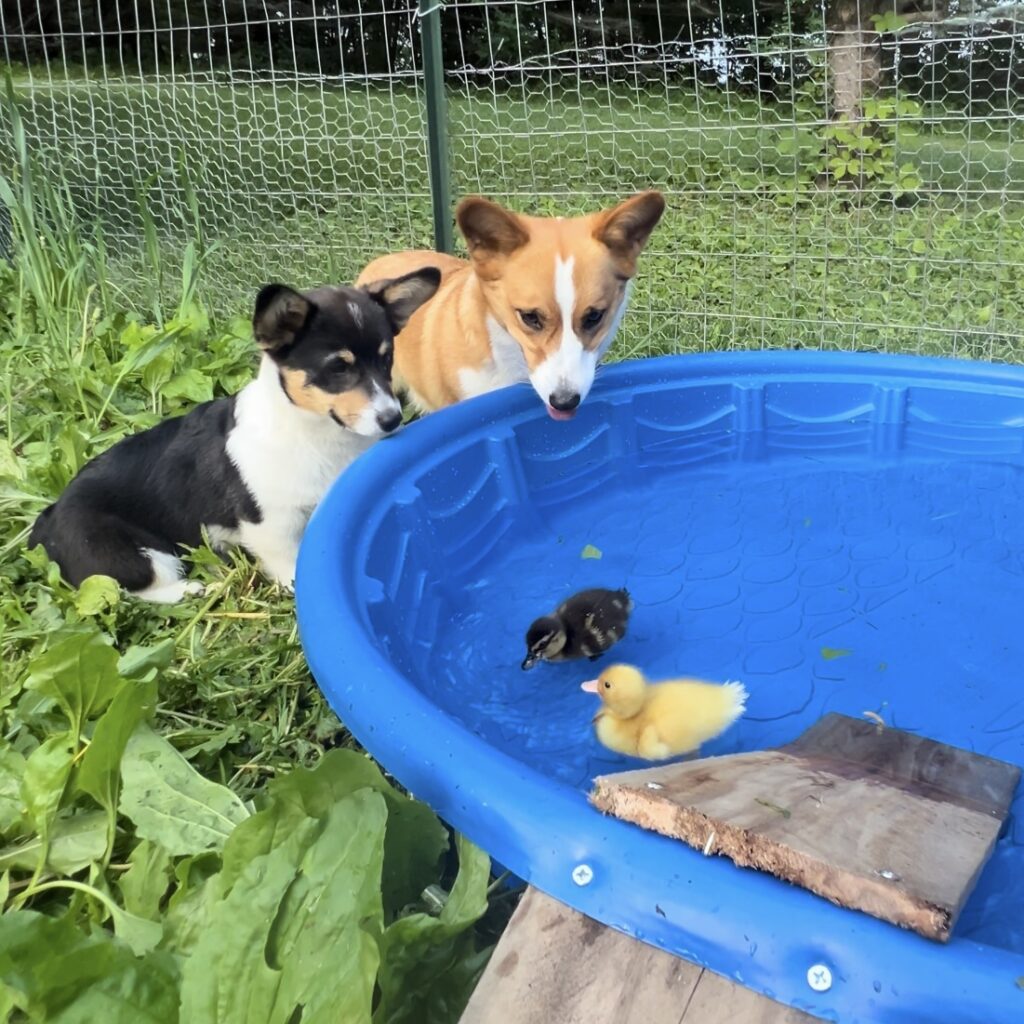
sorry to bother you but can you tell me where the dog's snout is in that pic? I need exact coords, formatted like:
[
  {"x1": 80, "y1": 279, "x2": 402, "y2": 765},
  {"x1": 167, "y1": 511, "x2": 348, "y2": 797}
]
[
  {"x1": 548, "y1": 391, "x2": 581, "y2": 413},
  {"x1": 377, "y1": 409, "x2": 402, "y2": 433}
]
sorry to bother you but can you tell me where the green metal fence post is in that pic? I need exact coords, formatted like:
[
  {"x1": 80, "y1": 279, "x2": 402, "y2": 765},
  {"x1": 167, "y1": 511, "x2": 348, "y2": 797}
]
[{"x1": 420, "y1": 0, "x2": 453, "y2": 254}]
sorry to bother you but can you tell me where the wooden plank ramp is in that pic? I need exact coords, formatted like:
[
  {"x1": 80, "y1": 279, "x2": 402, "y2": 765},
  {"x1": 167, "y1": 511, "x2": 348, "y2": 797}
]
[
  {"x1": 591, "y1": 713, "x2": 1020, "y2": 941},
  {"x1": 460, "y1": 887, "x2": 818, "y2": 1024}
]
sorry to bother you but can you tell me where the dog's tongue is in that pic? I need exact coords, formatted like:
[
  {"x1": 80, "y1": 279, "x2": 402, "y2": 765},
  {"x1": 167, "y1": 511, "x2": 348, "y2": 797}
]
[{"x1": 546, "y1": 404, "x2": 577, "y2": 422}]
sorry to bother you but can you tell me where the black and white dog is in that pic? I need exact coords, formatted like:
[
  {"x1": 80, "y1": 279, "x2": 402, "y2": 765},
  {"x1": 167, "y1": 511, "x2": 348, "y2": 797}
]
[{"x1": 29, "y1": 269, "x2": 440, "y2": 602}]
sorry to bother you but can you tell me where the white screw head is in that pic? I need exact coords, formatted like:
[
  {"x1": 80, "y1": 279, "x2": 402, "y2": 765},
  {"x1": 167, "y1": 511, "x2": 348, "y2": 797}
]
[
  {"x1": 572, "y1": 863, "x2": 594, "y2": 886},
  {"x1": 807, "y1": 964, "x2": 833, "y2": 992}
]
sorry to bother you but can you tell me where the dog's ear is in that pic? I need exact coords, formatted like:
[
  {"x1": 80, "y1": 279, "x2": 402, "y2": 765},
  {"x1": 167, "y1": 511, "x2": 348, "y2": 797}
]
[
  {"x1": 457, "y1": 197, "x2": 530, "y2": 263},
  {"x1": 593, "y1": 191, "x2": 665, "y2": 271},
  {"x1": 253, "y1": 284, "x2": 314, "y2": 353},
  {"x1": 362, "y1": 267, "x2": 441, "y2": 333}
]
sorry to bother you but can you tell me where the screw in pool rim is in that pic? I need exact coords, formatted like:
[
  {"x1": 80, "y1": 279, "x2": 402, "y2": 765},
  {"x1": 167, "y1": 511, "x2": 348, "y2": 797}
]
[
  {"x1": 571, "y1": 863, "x2": 594, "y2": 886},
  {"x1": 806, "y1": 964, "x2": 833, "y2": 992}
]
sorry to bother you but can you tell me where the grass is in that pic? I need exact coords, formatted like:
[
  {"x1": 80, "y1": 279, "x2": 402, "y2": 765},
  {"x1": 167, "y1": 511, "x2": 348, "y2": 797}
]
[
  {"x1": 0, "y1": 84, "x2": 513, "y2": 1021},
  {"x1": 3, "y1": 71, "x2": 1023, "y2": 354},
  {"x1": 1, "y1": 69, "x2": 1023, "y2": 1019}
]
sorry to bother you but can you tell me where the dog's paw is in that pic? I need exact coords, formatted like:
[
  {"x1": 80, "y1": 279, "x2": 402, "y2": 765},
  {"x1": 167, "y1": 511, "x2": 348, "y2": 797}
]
[{"x1": 136, "y1": 578, "x2": 206, "y2": 604}]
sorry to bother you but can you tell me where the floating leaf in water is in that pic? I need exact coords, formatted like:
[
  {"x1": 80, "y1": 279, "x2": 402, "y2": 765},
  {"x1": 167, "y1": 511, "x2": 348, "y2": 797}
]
[
  {"x1": 581, "y1": 544, "x2": 602, "y2": 560},
  {"x1": 821, "y1": 647, "x2": 852, "y2": 661}
]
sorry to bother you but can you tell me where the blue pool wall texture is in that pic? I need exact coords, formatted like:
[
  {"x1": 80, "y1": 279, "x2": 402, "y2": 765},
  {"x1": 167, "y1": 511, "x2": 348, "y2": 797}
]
[{"x1": 296, "y1": 351, "x2": 1024, "y2": 1024}]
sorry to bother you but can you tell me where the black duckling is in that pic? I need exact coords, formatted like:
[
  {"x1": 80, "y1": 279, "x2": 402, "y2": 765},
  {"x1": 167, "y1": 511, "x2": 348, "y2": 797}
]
[{"x1": 521, "y1": 587, "x2": 633, "y2": 670}]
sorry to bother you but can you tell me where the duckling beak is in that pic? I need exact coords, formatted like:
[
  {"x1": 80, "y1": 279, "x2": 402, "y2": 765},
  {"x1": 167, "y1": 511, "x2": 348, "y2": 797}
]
[
  {"x1": 521, "y1": 655, "x2": 537, "y2": 671},
  {"x1": 580, "y1": 679, "x2": 599, "y2": 693}
]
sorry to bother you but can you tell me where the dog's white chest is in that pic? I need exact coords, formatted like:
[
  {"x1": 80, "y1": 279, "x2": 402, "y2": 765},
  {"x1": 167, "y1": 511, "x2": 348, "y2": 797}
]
[
  {"x1": 457, "y1": 317, "x2": 530, "y2": 399},
  {"x1": 227, "y1": 364, "x2": 372, "y2": 522}
]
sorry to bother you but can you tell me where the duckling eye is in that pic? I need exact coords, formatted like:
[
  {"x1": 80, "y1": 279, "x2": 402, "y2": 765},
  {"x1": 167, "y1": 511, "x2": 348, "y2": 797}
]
[{"x1": 603, "y1": 680, "x2": 611, "y2": 689}]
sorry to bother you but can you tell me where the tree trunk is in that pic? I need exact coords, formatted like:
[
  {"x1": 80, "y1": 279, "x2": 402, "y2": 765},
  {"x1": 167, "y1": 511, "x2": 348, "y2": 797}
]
[{"x1": 826, "y1": 0, "x2": 883, "y2": 121}]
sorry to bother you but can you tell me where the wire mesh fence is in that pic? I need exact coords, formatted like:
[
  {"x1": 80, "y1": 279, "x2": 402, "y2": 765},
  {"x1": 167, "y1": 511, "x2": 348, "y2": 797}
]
[{"x1": 1, "y1": 1, "x2": 1022, "y2": 360}]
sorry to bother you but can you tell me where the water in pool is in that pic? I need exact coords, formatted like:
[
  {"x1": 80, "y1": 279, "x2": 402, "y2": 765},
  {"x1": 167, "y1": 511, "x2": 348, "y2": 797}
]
[{"x1": 420, "y1": 455, "x2": 1024, "y2": 954}]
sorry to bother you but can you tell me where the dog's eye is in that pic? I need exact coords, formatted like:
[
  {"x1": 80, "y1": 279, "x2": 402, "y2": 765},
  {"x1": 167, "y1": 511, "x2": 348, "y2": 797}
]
[
  {"x1": 582, "y1": 308, "x2": 606, "y2": 331},
  {"x1": 517, "y1": 309, "x2": 544, "y2": 332},
  {"x1": 329, "y1": 357, "x2": 355, "y2": 373}
]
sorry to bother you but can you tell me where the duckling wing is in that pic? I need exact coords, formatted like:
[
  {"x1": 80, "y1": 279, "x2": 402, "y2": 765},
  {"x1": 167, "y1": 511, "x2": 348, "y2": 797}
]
[
  {"x1": 648, "y1": 680, "x2": 747, "y2": 751},
  {"x1": 636, "y1": 724, "x2": 672, "y2": 761},
  {"x1": 588, "y1": 592, "x2": 631, "y2": 641},
  {"x1": 593, "y1": 712, "x2": 641, "y2": 757},
  {"x1": 557, "y1": 588, "x2": 609, "y2": 617}
]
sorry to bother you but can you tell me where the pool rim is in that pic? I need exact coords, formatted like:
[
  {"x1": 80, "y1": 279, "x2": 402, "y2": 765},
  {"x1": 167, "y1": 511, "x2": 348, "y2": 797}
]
[{"x1": 296, "y1": 350, "x2": 1024, "y2": 1024}]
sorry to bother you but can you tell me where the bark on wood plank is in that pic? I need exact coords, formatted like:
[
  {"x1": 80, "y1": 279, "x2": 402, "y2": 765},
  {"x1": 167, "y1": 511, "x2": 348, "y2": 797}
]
[
  {"x1": 460, "y1": 887, "x2": 819, "y2": 1024},
  {"x1": 591, "y1": 714, "x2": 1020, "y2": 942}
]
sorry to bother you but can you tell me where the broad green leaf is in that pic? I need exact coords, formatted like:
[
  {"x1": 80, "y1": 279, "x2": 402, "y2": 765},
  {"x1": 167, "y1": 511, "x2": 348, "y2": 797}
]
[
  {"x1": 0, "y1": 811, "x2": 107, "y2": 874},
  {"x1": 580, "y1": 544, "x2": 602, "y2": 560},
  {"x1": 161, "y1": 368, "x2": 213, "y2": 404},
  {"x1": 73, "y1": 575, "x2": 121, "y2": 616},
  {"x1": 161, "y1": 853, "x2": 223, "y2": 957},
  {"x1": 119, "y1": 726, "x2": 249, "y2": 856},
  {"x1": 0, "y1": 747, "x2": 27, "y2": 836},
  {"x1": 0, "y1": 982, "x2": 15, "y2": 1019},
  {"x1": 374, "y1": 835, "x2": 491, "y2": 1024},
  {"x1": 119, "y1": 839, "x2": 172, "y2": 921},
  {"x1": 105, "y1": 898, "x2": 165, "y2": 956},
  {"x1": 0, "y1": 438, "x2": 24, "y2": 481},
  {"x1": 222, "y1": 749, "x2": 447, "y2": 918},
  {"x1": 180, "y1": 820, "x2": 322, "y2": 1023},
  {"x1": 180, "y1": 790, "x2": 386, "y2": 1024},
  {"x1": 78, "y1": 678, "x2": 157, "y2": 841},
  {"x1": 267, "y1": 796, "x2": 388, "y2": 1023},
  {"x1": 118, "y1": 639, "x2": 176, "y2": 681},
  {"x1": 21, "y1": 732, "x2": 76, "y2": 860},
  {"x1": 0, "y1": 910, "x2": 179, "y2": 1023},
  {"x1": 24, "y1": 628, "x2": 121, "y2": 737}
]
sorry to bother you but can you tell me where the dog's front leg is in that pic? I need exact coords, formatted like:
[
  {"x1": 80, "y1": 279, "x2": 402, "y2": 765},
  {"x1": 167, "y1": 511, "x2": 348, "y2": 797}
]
[
  {"x1": 260, "y1": 551, "x2": 298, "y2": 590},
  {"x1": 237, "y1": 520, "x2": 300, "y2": 590}
]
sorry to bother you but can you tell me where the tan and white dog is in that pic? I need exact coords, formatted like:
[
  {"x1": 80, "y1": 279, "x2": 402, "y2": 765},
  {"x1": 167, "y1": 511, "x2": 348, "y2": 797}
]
[{"x1": 355, "y1": 191, "x2": 665, "y2": 420}]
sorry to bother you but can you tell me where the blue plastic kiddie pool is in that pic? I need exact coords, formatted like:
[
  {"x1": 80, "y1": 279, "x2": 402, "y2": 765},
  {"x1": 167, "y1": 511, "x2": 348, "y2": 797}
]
[{"x1": 296, "y1": 352, "x2": 1024, "y2": 1023}]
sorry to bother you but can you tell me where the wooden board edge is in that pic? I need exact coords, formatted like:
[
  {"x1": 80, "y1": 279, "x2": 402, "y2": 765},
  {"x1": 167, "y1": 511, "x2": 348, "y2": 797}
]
[{"x1": 590, "y1": 781, "x2": 956, "y2": 941}]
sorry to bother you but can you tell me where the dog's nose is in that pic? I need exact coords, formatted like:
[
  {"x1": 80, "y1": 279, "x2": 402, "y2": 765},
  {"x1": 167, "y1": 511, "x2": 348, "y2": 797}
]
[
  {"x1": 548, "y1": 391, "x2": 581, "y2": 413},
  {"x1": 377, "y1": 409, "x2": 402, "y2": 433}
]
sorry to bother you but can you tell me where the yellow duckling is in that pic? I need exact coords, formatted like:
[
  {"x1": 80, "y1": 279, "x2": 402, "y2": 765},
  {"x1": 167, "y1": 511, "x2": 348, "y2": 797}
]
[{"x1": 581, "y1": 663, "x2": 747, "y2": 761}]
